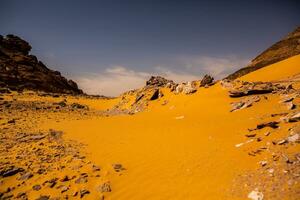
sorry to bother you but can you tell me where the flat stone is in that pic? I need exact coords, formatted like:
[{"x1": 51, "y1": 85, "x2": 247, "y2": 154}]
[
  {"x1": 32, "y1": 184, "x2": 42, "y2": 191},
  {"x1": 112, "y1": 164, "x2": 125, "y2": 172},
  {"x1": 1, "y1": 166, "x2": 24, "y2": 177},
  {"x1": 245, "y1": 133, "x2": 256, "y2": 138},
  {"x1": 75, "y1": 176, "x2": 88, "y2": 184},
  {"x1": 36, "y1": 195, "x2": 50, "y2": 200},
  {"x1": 80, "y1": 189, "x2": 90, "y2": 198},
  {"x1": 277, "y1": 139, "x2": 287, "y2": 145},
  {"x1": 18, "y1": 172, "x2": 33, "y2": 180},
  {"x1": 60, "y1": 186, "x2": 69, "y2": 193},
  {"x1": 98, "y1": 182, "x2": 112, "y2": 193},
  {"x1": 287, "y1": 133, "x2": 299, "y2": 143}
]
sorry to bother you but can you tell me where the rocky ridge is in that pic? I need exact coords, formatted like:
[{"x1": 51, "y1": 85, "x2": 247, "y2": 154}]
[
  {"x1": 226, "y1": 26, "x2": 300, "y2": 80},
  {"x1": 0, "y1": 34, "x2": 83, "y2": 94},
  {"x1": 108, "y1": 75, "x2": 215, "y2": 114}
]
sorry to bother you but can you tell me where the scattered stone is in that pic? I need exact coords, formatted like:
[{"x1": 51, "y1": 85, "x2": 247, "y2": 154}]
[
  {"x1": 230, "y1": 102, "x2": 246, "y2": 112},
  {"x1": 1, "y1": 166, "x2": 24, "y2": 177},
  {"x1": 18, "y1": 172, "x2": 33, "y2": 180},
  {"x1": 247, "y1": 188, "x2": 264, "y2": 200},
  {"x1": 32, "y1": 184, "x2": 42, "y2": 191},
  {"x1": 44, "y1": 178, "x2": 58, "y2": 188},
  {"x1": 75, "y1": 176, "x2": 88, "y2": 184},
  {"x1": 16, "y1": 192, "x2": 27, "y2": 198},
  {"x1": 285, "y1": 112, "x2": 300, "y2": 122},
  {"x1": 229, "y1": 88, "x2": 272, "y2": 98},
  {"x1": 259, "y1": 161, "x2": 268, "y2": 167},
  {"x1": 280, "y1": 96, "x2": 294, "y2": 103},
  {"x1": 286, "y1": 102, "x2": 296, "y2": 110},
  {"x1": 277, "y1": 139, "x2": 287, "y2": 145},
  {"x1": 92, "y1": 165, "x2": 101, "y2": 172},
  {"x1": 54, "y1": 100, "x2": 67, "y2": 107},
  {"x1": 71, "y1": 103, "x2": 86, "y2": 109},
  {"x1": 112, "y1": 164, "x2": 125, "y2": 172},
  {"x1": 256, "y1": 121, "x2": 279, "y2": 130},
  {"x1": 230, "y1": 96, "x2": 260, "y2": 112},
  {"x1": 264, "y1": 132, "x2": 271, "y2": 136},
  {"x1": 98, "y1": 182, "x2": 112, "y2": 193},
  {"x1": 60, "y1": 175, "x2": 70, "y2": 182},
  {"x1": 49, "y1": 129, "x2": 63, "y2": 140},
  {"x1": 287, "y1": 133, "x2": 299, "y2": 143},
  {"x1": 7, "y1": 119, "x2": 15, "y2": 124},
  {"x1": 36, "y1": 195, "x2": 50, "y2": 200},
  {"x1": 245, "y1": 133, "x2": 256, "y2": 138},
  {"x1": 79, "y1": 189, "x2": 90, "y2": 198},
  {"x1": 60, "y1": 185, "x2": 69, "y2": 193}
]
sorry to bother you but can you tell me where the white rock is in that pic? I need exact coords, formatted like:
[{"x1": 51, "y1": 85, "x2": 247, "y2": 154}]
[
  {"x1": 248, "y1": 188, "x2": 264, "y2": 200},
  {"x1": 287, "y1": 133, "x2": 299, "y2": 143}
]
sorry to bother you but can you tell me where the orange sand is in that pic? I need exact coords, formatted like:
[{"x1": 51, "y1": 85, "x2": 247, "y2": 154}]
[
  {"x1": 43, "y1": 82, "x2": 296, "y2": 198},
  {"x1": 3, "y1": 55, "x2": 299, "y2": 199}
]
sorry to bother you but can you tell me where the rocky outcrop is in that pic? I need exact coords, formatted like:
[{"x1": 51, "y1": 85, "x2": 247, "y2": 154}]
[
  {"x1": 146, "y1": 76, "x2": 176, "y2": 88},
  {"x1": 226, "y1": 26, "x2": 300, "y2": 80},
  {"x1": 200, "y1": 74, "x2": 214, "y2": 87},
  {"x1": 0, "y1": 34, "x2": 83, "y2": 94}
]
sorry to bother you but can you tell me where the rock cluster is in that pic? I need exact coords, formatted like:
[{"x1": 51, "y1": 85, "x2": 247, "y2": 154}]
[
  {"x1": 0, "y1": 34, "x2": 83, "y2": 94},
  {"x1": 229, "y1": 75, "x2": 300, "y2": 199},
  {"x1": 0, "y1": 93, "x2": 121, "y2": 199},
  {"x1": 146, "y1": 76, "x2": 176, "y2": 88}
]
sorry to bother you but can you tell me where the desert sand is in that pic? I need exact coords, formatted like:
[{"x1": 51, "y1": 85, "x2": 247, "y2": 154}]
[{"x1": 1, "y1": 54, "x2": 299, "y2": 199}]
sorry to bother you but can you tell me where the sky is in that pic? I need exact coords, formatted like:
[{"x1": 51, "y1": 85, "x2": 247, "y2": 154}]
[{"x1": 1, "y1": 0, "x2": 299, "y2": 96}]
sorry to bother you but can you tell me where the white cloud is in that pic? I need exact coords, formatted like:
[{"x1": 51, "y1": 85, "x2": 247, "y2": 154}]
[
  {"x1": 74, "y1": 66, "x2": 150, "y2": 96},
  {"x1": 73, "y1": 55, "x2": 250, "y2": 96},
  {"x1": 178, "y1": 55, "x2": 250, "y2": 79}
]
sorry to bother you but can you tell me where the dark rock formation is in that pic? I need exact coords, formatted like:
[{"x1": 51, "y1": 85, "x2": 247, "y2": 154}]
[
  {"x1": 200, "y1": 74, "x2": 214, "y2": 87},
  {"x1": 146, "y1": 76, "x2": 175, "y2": 87},
  {"x1": 226, "y1": 26, "x2": 300, "y2": 80},
  {"x1": 0, "y1": 34, "x2": 83, "y2": 94}
]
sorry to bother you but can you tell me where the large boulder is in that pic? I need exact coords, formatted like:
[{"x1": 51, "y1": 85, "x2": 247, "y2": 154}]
[{"x1": 200, "y1": 74, "x2": 214, "y2": 87}]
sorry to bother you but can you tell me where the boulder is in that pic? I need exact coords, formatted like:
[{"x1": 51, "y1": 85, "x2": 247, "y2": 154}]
[
  {"x1": 146, "y1": 76, "x2": 175, "y2": 87},
  {"x1": 200, "y1": 74, "x2": 214, "y2": 87}
]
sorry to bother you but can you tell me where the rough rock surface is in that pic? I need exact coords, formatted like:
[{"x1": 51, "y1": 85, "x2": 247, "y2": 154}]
[
  {"x1": 146, "y1": 76, "x2": 175, "y2": 88},
  {"x1": 200, "y1": 74, "x2": 214, "y2": 87},
  {"x1": 226, "y1": 26, "x2": 300, "y2": 80},
  {"x1": 0, "y1": 34, "x2": 83, "y2": 94}
]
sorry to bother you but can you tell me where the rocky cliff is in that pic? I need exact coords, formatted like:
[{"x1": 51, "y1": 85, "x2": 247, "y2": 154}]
[
  {"x1": 0, "y1": 34, "x2": 83, "y2": 94},
  {"x1": 226, "y1": 26, "x2": 300, "y2": 80}
]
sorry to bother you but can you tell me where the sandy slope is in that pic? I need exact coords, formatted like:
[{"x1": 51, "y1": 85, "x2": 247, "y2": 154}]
[
  {"x1": 40, "y1": 55, "x2": 300, "y2": 199},
  {"x1": 241, "y1": 55, "x2": 300, "y2": 82}
]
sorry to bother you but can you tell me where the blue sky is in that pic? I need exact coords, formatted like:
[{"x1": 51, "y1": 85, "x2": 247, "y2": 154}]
[{"x1": 1, "y1": 0, "x2": 299, "y2": 95}]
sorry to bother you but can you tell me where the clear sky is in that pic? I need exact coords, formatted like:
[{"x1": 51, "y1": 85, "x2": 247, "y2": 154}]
[{"x1": 1, "y1": 0, "x2": 299, "y2": 95}]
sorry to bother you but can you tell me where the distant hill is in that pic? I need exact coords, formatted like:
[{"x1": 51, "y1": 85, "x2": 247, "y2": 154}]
[
  {"x1": 226, "y1": 26, "x2": 300, "y2": 80},
  {"x1": 0, "y1": 34, "x2": 83, "y2": 94}
]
